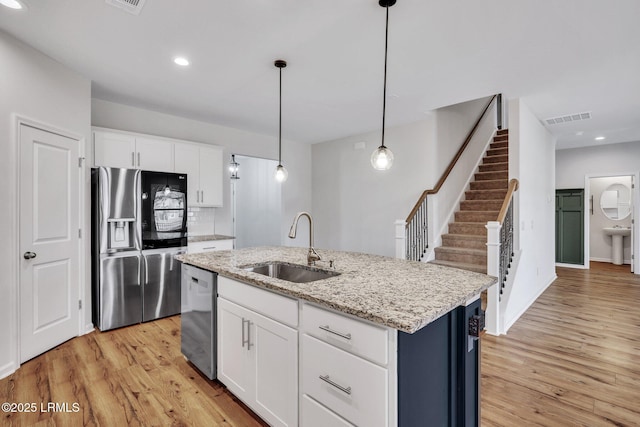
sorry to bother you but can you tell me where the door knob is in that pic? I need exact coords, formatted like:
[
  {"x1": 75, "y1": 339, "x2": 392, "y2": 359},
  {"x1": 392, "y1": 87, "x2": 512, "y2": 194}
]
[{"x1": 23, "y1": 252, "x2": 37, "y2": 260}]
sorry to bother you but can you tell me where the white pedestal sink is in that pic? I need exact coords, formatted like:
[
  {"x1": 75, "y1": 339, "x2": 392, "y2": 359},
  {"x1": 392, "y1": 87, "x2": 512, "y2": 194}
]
[{"x1": 604, "y1": 227, "x2": 631, "y2": 265}]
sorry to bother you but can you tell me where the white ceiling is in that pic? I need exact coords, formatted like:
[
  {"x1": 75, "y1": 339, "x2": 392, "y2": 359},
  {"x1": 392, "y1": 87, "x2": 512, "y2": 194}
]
[{"x1": 1, "y1": 0, "x2": 639, "y2": 148}]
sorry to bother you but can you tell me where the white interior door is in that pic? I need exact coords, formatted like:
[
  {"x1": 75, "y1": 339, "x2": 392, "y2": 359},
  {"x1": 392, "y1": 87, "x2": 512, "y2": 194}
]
[{"x1": 20, "y1": 124, "x2": 80, "y2": 363}]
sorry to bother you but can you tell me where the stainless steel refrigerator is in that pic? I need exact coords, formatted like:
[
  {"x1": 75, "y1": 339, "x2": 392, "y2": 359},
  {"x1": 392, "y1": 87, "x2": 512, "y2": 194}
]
[{"x1": 91, "y1": 167, "x2": 187, "y2": 331}]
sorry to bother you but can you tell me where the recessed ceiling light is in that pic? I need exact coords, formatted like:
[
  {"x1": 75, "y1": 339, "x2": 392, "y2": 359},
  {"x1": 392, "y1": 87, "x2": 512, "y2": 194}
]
[
  {"x1": 595, "y1": 136, "x2": 606, "y2": 141},
  {"x1": 0, "y1": 0, "x2": 24, "y2": 9},
  {"x1": 174, "y1": 57, "x2": 189, "y2": 66}
]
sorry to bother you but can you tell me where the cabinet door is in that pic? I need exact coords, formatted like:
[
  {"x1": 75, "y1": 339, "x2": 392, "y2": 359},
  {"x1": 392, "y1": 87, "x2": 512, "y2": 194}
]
[
  {"x1": 135, "y1": 136, "x2": 174, "y2": 172},
  {"x1": 174, "y1": 144, "x2": 200, "y2": 206},
  {"x1": 199, "y1": 146, "x2": 223, "y2": 207},
  {"x1": 253, "y1": 311, "x2": 298, "y2": 427},
  {"x1": 94, "y1": 131, "x2": 136, "y2": 168},
  {"x1": 217, "y1": 298, "x2": 254, "y2": 401}
]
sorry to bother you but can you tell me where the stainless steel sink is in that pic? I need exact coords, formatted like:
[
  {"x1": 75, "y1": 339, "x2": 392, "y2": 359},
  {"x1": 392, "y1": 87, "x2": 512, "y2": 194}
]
[{"x1": 242, "y1": 262, "x2": 339, "y2": 283}]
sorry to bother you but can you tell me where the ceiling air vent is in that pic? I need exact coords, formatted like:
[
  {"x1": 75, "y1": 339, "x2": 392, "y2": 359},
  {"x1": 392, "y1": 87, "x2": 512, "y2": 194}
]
[
  {"x1": 105, "y1": 0, "x2": 147, "y2": 15},
  {"x1": 544, "y1": 111, "x2": 591, "y2": 126}
]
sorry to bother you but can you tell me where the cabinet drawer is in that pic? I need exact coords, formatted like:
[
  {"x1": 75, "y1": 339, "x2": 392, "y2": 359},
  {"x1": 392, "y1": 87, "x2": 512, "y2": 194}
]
[
  {"x1": 302, "y1": 303, "x2": 388, "y2": 366},
  {"x1": 301, "y1": 334, "x2": 388, "y2": 427},
  {"x1": 301, "y1": 394, "x2": 355, "y2": 427},
  {"x1": 218, "y1": 276, "x2": 298, "y2": 328},
  {"x1": 188, "y1": 239, "x2": 233, "y2": 253}
]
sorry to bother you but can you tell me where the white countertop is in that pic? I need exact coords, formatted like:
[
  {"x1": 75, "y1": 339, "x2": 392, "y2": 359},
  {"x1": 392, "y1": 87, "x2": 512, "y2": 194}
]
[{"x1": 176, "y1": 246, "x2": 496, "y2": 333}]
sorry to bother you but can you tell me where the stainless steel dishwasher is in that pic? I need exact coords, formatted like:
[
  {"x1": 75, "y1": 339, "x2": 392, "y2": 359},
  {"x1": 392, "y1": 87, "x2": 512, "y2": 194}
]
[{"x1": 181, "y1": 264, "x2": 217, "y2": 380}]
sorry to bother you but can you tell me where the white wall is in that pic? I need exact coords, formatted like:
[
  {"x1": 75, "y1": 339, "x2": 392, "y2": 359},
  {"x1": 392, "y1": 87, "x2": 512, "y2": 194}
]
[
  {"x1": 91, "y1": 99, "x2": 312, "y2": 247},
  {"x1": 0, "y1": 31, "x2": 91, "y2": 378},
  {"x1": 556, "y1": 141, "x2": 640, "y2": 188},
  {"x1": 312, "y1": 119, "x2": 437, "y2": 256},
  {"x1": 311, "y1": 96, "x2": 493, "y2": 257},
  {"x1": 589, "y1": 176, "x2": 632, "y2": 263},
  {"x1": 503, "y1": 98, "x2": 557, "y2": 331}
]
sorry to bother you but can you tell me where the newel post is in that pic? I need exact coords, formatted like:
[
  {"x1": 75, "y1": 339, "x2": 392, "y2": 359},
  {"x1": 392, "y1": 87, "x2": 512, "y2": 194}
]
[
  {"x1": 485, "y1": 221, "x2": 501, "y2": 335},
  {"x1": 395, "y1": 220, "x2": 407, "y2": 260}
]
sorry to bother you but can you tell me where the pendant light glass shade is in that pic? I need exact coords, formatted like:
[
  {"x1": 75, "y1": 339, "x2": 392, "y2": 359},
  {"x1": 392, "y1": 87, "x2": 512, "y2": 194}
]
[
  {"x1": 274, "y1": 164, "x2": 288, "y2": 182},
  {"x1": 371, "y1": 0, "x2": 396, "y2": 171},
  {"x1": 274, "y1": 59, "x2": 288, "y2": 182},
  {"x1": 229, "y1": 154, "x2": 240, "y2": 179},
  {"x1": 371, "y1": 145, "x2": 394, "y2": 170}
]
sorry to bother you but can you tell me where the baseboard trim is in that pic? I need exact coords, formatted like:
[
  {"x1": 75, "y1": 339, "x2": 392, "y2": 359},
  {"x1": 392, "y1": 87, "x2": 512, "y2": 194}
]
[
  {"x1": 503, "y1": 273, "x2": 557, "y2": 333},
  {"x1": 590, "y1": 257, "x2": 631, "y2": 265},
  {"x1": 0, "y1": 361, "x2": 18, "y2": 380},
  {"x1": 83, "y1": 324, "x2": 95, "y2": 336},
  {"x1": 555, "y1": 262, "x2": 588, "y2": 269}
]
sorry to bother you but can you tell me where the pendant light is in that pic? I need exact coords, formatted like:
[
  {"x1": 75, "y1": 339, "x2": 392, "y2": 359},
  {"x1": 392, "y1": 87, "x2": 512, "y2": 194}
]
[
  {"x1": 371, "y1": 0, "x2": 396, "y2": 171},
  {"x1": 274, "y1": 59, "x2": 289, "y2": 182},
  {"x1": 229, "y1": 154, "x2": 240, "y2": 180}
]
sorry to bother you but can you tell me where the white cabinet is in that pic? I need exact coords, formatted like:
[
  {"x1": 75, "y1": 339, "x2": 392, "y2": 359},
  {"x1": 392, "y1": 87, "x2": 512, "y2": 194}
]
[
  {"x1": 175, "y1": 144, "x2": 223, "y2": 207},
  {"x1": 187, "y1": 239, "x2": 234, "y2": 253},
  {"x1": 217, "y1": 277, "x2": 298, "y2": 427},
  {"x1": 93, "y1": 130, "x2": 174, "y2": 172},
  {"x1": 300, "y1": 303, "x2": 394, "y2": 427}
]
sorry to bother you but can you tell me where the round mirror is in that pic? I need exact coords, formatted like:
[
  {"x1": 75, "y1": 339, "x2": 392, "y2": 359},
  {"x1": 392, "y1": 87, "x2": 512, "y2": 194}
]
[{"x1": 600, "y1": 183, "x2": 631, "y2": 220}]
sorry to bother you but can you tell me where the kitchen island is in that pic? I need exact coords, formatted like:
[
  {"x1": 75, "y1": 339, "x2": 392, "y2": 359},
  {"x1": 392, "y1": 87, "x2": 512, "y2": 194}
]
[{"x1": 177, "y1": 246, "x2": 496, "y2": 427}]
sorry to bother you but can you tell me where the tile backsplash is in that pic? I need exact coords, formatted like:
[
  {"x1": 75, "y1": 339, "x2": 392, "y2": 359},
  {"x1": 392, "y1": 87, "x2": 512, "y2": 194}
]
[{"x1": 187, "y1": 207, "x2": 216, "y2": 235}]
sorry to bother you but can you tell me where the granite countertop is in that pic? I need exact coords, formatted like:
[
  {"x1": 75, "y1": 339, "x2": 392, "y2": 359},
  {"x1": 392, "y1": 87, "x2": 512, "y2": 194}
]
[
  {"x1": 188, "y1": 234, "x2": 235, "y2": 243},
  {"x1": 176, "y1": 246, "x2": 496, "y2": 334}
]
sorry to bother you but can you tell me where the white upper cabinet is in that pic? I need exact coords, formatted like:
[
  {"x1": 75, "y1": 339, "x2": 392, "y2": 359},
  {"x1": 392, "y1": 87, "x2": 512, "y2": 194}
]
[
  {"x1": 93, "y1": 130, "x2": 174, "y2": 172},
  {"x1": 135, "y1": 136, "x2": 174, "y2": 172},
  {"x1": 175, "y1": 143, "x2": 223, "y2": 207},
  {"x1": 93, "y1": 128, "x2": 223, "y2": 207}
]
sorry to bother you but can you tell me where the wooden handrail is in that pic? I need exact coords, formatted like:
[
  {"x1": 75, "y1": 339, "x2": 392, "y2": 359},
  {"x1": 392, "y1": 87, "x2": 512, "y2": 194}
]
[
  {"x1": 405, "y1": 94, "x2": 499, "y2": 224},
  {"x1": 497, "y1": 179, "x2": 519, "y2": 224}
]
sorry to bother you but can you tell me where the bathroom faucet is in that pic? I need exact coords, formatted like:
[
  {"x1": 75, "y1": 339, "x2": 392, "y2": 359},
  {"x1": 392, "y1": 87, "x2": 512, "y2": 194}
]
[{"x1": 288, "y1": 212, "x2": 321, "y2": 265}]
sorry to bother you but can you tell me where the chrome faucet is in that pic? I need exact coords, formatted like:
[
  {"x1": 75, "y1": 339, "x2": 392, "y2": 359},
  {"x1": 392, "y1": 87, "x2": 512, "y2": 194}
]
[{"x1": 288, "y1": 212, "x2": 321, "y2": 265}]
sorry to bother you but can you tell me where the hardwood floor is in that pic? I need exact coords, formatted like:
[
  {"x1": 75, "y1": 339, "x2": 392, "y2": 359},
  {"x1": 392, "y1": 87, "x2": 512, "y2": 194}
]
[
  {"x1": 482, "y1": 262, "x2": 640, "y2": 426},
  {"x1": 2, "y1": 262, "x2": 638, "y2": 426},
  {"x1": 0, "y1": 316, "x2": 268, "y2": 427}
]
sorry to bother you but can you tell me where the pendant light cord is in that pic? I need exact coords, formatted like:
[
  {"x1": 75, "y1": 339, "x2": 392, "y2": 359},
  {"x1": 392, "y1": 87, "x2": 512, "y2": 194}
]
[
  {"x1": 381, "y1": 4, "x2": 389, "y2": 149},
  {"x1": 279, "y1": 66, "x2": 283, "y2": 165}
]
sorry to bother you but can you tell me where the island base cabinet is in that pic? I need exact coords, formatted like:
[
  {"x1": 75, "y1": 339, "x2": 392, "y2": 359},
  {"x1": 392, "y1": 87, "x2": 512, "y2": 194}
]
[
  {"x1": 301, "y1": 334, "x2": 388, "y2": 427},
  {"x1": 397, "y1": 298, "x2": 482, "y2": 427},
  {"x1": 301, "y1": 395, "x2": 355, "y2": 427},
  {"x1": 217, "y1": 297, "x2": 298, "y2": 427}
]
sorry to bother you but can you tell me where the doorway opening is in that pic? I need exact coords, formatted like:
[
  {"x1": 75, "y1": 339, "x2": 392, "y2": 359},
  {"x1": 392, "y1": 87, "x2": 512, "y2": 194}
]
[
  {"x1": 587, "y1": 175, "x2": 634, "y2": 273},
  {"x1": 231, "y1": 155, "x2": 282, "y2": 249}
]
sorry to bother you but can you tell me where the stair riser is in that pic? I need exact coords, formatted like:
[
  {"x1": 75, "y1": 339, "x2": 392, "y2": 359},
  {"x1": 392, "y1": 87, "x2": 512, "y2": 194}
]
[
  {"x1": 483, "y1": 154, "x2": 509, "y2": 164},
  {"x1": 455, "y1": 211, "x2": 497, "y2": 222},
  {"x1": 441, "y1": 237, "x2": 486, "y2": 250},
  {"x1": 465, "y1": 190, "x2": 508, "y2": 200},
  {"x1": 460, "y1": 200, "x2": 504, "y2": 211},
  {"x1": 475, "y1": 171, "x2": 508, "y2": 181},
  {"x1": 435, "y1": 250, "x2": 487, "y2": 265},
  {"x1": 470, "y1": 180, "x2": 508, "y2": 190},
  {"x1": 497, "y1": 129, "x2": 509, "y2": 136},
  {"x1": 448, "y1": 223, "x2": 487, "y2": 236},
  {"x1": 490, "y1": 141, "x2": 508, "y2": 150},
  {"x1": 479, "y1": 162, "x2": 508, "y2": 173},
  {"x1": 487, "y1": 148, "x2": 508, "y2": 157},
  {"x1": 494, "y1": 133, "x2": 508, "y2": 141}
]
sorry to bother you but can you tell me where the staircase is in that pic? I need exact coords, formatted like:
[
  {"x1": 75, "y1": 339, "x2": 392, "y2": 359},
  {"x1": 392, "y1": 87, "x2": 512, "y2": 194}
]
[{"x1": 430, "y1": 129, "x2": 509, "y2": 273}]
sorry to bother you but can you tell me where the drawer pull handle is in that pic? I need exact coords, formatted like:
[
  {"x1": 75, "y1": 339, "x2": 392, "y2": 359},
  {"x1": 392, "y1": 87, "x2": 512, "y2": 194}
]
[
  {"x1": 202, "y1": 246, "x2": 217, "y2": 250},
  {"x1": 319, "y1": 375, "x2": 352, "y2": 395},
  {"x1": 319, "y1": 325, "x2": 352, "y2": 340}
]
